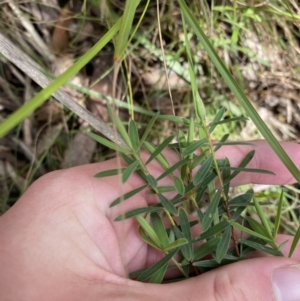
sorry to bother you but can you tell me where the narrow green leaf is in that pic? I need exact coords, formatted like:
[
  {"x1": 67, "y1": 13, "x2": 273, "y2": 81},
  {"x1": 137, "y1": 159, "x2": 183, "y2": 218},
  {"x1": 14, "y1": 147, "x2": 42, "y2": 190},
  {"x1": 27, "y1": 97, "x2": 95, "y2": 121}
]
[
  {"x1": 193, "y1": 220, "x2": 230, "y2": 243},
  {"x1": 137, "y1": 248, "x2": 178, "y2": 281},
  {"x1": 158, "y1": 194, "x2": 177, "y2": 215},
  {"x1": 114, "y1": 206, "x2": 160, "y2": 221},
  {"x1": 88, "y1": 132, "x2": 131, "y2": 154},
  {"x1": 151, "y1": 213, "x2": 169, "y2": 248},
  {"x1": 222, "y1": 167, "x2": 274, "y2": 175},
  {"x1": 174, "y1": 176, "x2": 185, "y2": 195},
  {"x1": 149, "y1": 262, "x2": 168, "y2": 283},
  {"x1": 239, "y1": 239, "x2": 283, "y2": 256},
  {"x1": 222, "y1": 158, "x2": 231, "y2": 196},
  {"x1": 209, "y1": 116, "x2": 248, "y2": 131},
  {"x1": 122, "y1": 160, "x2": 139, "y2": 183},
  {"x1": 110, "y1": 184, "x2": 147, "y2": 207},
  {"x1": 147, "y1": 174, "x2": 157, "y2": 189},
  {"x1": 107, "y1": 106, "x2": 132, "y2": 149},
  {"x1": 188, "y1": 117, "x2": 194, "y2": 144},
  {"x1": 128, "y1": 120, "x2": 140, "y2": 151},
  {"x1": 202, "y1": 189, "x2": 222, "y2": 232},
  {"x1": 193, "y1": 237, "x2": 221, "y2": 261},
  {"x1": 274, "y1": 190, "x2": 284, "y2": 238},
  {"x1": 145, "y1": 136, "x2": 174, "y2": 165},
  {"x1": 174, "y1": 227, "x2": 193, "y2": 261},
  {"x1": 149, "y1": 186, "x2": 175, "y2": 194},
  {"x1": 159, "y1": 115, "x2": 190, "y2": 125},
  {"x1": 182, "y1": 138, "x2": 207, "y2": 157},
  {"x1": 143, "y1": 141, "x2": 170, "y2": 170},
  {"x1": 94, "y1": 168, "x2": 125, "y2": 178},
  {"x1": 213, "y1": 134, "x2": 229, "y2": 152},
  {"x1": 136, "y1": 215, "x2": 161, "y2": 248},
  {"x1": 193, "y1": 156, "x2": 213, "y2": 185},
  {"x1": 191, "y1": 153, "x2": 206, "y2": 169},
  {"x1": 140, "y1": 112, "x2": 159, "y2": 147},
  {"x1": 209, "y1": 107, "x2": 226, "y2": 133},
  {"x1": 229, "y1": 189, "x2": 254, "y2": 207},
  {"x1": 288, "y1": 226, "x2": 300, "y2": 258},
  {"x1": 213, "y1": 141, "x2": 255, "y2": 147},
  {"x1": 232, "y1": 222, "x2": 273, "y2": 242},
  {"x1": 223, "y1": 150, "x2": 255, "y2": 185},
  {"x1": 163, "y1": 238, "x2": 188, "y2": 252},
  {"x1": 246, "y1": 217, "x2": 270, "y2": 239},
  {"x1": 216, "y1": 227, "x2": 231, "y2": 263},
  {"x1": 253, "y1": 198, "x2": 273, "y2": 239},
  {"x1": 139, "y1": 226, "x2": 161, "y2": 250},
  {"x1": 179, "y1": 208, "x2": 192, "y2": 240},
  {"x1": 157, "y1": 158, "x2": 190, "y2": 181}
]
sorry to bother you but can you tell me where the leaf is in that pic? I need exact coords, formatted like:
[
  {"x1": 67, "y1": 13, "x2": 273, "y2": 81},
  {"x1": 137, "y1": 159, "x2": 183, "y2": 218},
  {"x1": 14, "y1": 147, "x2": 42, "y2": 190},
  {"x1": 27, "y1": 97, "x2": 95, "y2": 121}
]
[
  {"x1": 174, "y1": 227, "x2": 193, "y2": 261},
  {"x1": 149, "y1": 262, "x2": 168, "y2": 283},
  {"x1": 193, "y1": 237, "x2": 221, "y2": 261},
  {"x1": 139, "y1": 226, "x2": 161, "y2": 250},
  {"x1": 149, "y1": 186, "x2": 175, "y2": 194},
  {"x1": 114, "y1": 206, "x2": 160, "y2": 221},
  {"x1": 145, "y1": 136, "x2": 174, "y2": 165},
  {"x1": 147, "y1": 174, "x2": 157, "y2": 189},
  {"x1": 246, "y1": 217, "x2": 270, "y2": 238},
  {"x1": 151, "y1": 213, "x2": 169, "y2": 248},
  {"x1": 222, "y1": 150, "x2": 255, "y2": 185},
  {"x1": 209, "y1": 116, "x2": 248, "y2": 131},
  {"x1": 128, "y1": 120, "x2": 140, "y2": 151},
  {"x1": 216, "y1": 227, "x2": 231, "y2": 263},
  {"x1": 157, "y1": 158, "x2": 190, "y2": 181},
  {"x1": 143, "y1": 141, "x2": 170, "y2": 170},
  {"x1": 193, "y1": 156, "x2": 213, "y2": 185},
  {"x1": 137, "y1": 248, "x2": 178, "y2": 281},
  {"x1": 253, "y1": 198, "x2": 273, "y2": 239},
  {"x1": 232, "y1": 222, "x2": 273, "y2": 242},
  {"x1": 209, "y1": 107, "x2": 226, "y2": 133},
  {"x1": 222, "y1": 167, "x2": 274, "y2": 175},
  {"x1": 213, "y1": 134, "x2": 229, "y2": 152},
  {"x1": 110, "y1": 184, "x2": 147, "y2": 207},
  {"x1": 94, "y1": 168, "x2": 125, "y2": 178},
  {"x1": 202, "y1": 189, "x2": 222, "y2": 232},
  {"x1": 288, "y1": 225, "x2": 300, "y2": 258},
  {"x1": 107, "y1": 106, "x2": 132, "y2": 149},
  {"x1": 159, "y1": 115, "x2": 190, "y2": 125},
  {"x1": 239, "y1": 239, "x2": 283, "y2": 256},
  {"x1": 88, "y1": 132, "x2": 131, "y2": 154},
  {"x1": 122, "y1": 160, "x2": 140, "y2": 183},
  {"x1": 139, "y1": 112, "x2": 159, "y2": 146},
  {"x1": 158, "y1": 194, "x2": 177, "y2": 215},
  {"x1": 136, "y1": 215, "x2": 161, "y2": 248},
  {"x1": 193, "y1": 220, "x2": 230, "y2": 243},
  {"x1": 222, "y1": 158, "x2": 231, "y2": 196},
  {"x1": 173, "y1": 176, "x2": 185, "y2": 195},
  {"x1": 274, "y1": 190, "x2": 284, "y2": 238},
  {"x1": 182, "y1": 138, "x2": 207, "y2": 157},
  {"x1": 229, "y1": 189, "x2": 254, "y2": 207},
  {"x1": 179, "y1": 208, "x2": 192, "y2": 241},
  {"x1": 163, "y1": 238, "x2": 188, "y2": 252}
]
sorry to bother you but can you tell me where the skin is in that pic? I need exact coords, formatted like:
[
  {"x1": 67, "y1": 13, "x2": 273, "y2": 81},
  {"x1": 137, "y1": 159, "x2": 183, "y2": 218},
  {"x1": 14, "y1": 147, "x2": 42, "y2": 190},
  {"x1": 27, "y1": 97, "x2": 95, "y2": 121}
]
[{"x1": 0, "y1": 140, "x2": 300, "y2": 301}]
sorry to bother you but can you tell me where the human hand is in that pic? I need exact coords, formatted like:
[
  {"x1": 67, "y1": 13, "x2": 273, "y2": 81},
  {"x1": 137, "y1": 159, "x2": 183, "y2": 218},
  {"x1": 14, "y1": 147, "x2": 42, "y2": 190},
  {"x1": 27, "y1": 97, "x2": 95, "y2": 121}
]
[{"x1": 1, "y1": 140, "x2": 300, "y2": 301}]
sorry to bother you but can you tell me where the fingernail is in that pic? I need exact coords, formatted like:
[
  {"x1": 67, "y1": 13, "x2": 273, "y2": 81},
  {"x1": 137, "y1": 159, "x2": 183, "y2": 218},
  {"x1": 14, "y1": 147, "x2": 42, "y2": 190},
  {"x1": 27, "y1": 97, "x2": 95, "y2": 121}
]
[{"x1": 273, "y1": 265, "x2": 300, "y2": 301}]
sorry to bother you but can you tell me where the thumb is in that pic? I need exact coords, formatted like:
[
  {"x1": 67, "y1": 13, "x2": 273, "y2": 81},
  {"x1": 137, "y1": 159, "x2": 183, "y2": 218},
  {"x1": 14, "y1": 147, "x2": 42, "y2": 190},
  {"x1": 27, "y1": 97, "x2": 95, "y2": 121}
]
[{"x1": 161, "y1": 257, "x2": 300, "y2": 301}]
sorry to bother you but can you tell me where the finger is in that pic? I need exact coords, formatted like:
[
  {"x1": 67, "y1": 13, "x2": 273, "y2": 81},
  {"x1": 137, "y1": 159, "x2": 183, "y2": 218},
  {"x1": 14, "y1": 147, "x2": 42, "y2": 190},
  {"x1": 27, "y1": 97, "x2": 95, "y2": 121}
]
[{"x1": 154, "y1": 257, "x2": 300, "y2": 301}]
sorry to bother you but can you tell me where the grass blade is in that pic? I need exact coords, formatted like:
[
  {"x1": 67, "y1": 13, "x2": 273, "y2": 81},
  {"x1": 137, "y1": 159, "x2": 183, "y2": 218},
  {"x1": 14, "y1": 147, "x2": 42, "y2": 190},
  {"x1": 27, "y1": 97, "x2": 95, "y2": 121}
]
[{"x1": 288, "y1": 226, "x2": 300, "y2": 258}]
